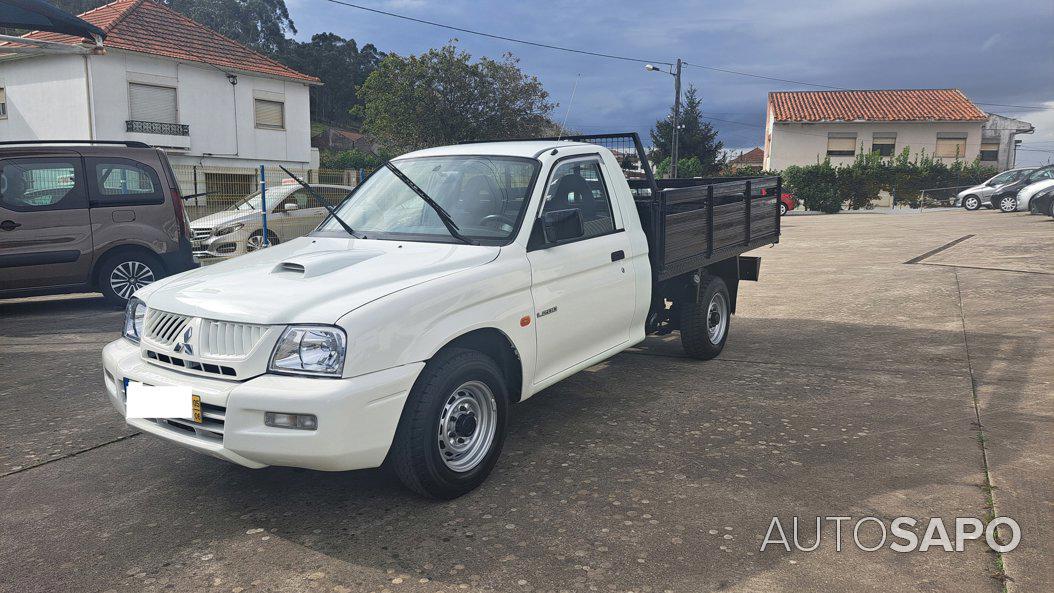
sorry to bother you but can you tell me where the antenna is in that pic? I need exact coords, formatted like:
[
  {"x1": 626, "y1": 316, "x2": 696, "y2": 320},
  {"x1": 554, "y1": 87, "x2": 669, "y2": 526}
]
[{"x1": 558, "y1": 74, "x2": 581, "y2": 140}]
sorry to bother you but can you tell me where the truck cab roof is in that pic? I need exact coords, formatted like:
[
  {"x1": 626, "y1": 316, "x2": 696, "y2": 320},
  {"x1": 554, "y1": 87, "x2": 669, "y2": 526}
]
[{"x1": 398, "y1": 140, "x2": 596, "y2": 160}]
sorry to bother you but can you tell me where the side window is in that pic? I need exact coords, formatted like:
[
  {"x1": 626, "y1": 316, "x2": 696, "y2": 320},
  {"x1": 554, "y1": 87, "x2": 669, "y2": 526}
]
[
  {"x1": 87, "y1": 158, "x2": 164, "y2": 206},
  {"x1": 280, "y1": 189, "x2": 319, "y2": 210},
  {"x1": 541, "y1": 158, "x2": 616, "y2": 239},
  {"x1": 0, "y1": 158, "x2": 85, "y2": 211}
]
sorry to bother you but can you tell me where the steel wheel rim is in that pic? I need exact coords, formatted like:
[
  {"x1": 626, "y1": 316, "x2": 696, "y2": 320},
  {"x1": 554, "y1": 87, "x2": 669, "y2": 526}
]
[
  {"x1": 438, "y1": 380, "x2": 497, "y2": 473},
  {"x1": 110, "y1": 261, "x2": 154, "y2": 299},
  {"x1": 706, "y1": 292, "x2": 728, "y2": 345}
]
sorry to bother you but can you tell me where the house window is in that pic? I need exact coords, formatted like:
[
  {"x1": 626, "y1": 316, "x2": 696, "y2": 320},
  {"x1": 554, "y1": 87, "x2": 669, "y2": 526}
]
[
  {"x1": 0, "y1": 87, "x2": 6, "y2": 119},
  {"x1": 935, "y1": 133, "x2": 968, "y2": 159},
  {"x1": 128, "y1": 83, "x2": 177, "y2": 124},
  {"x1": 872, "y1": 133, "x2": 896, "y2": 156},
  {"x1": 827, "y1": 133, "x2": 857, "y2": 157},
  {"x1": 980, "y1": 142, "x2": 999, "y2": 162},
  {"x1": 254, "y1": 99, "x2": 285, "y2": 130}
]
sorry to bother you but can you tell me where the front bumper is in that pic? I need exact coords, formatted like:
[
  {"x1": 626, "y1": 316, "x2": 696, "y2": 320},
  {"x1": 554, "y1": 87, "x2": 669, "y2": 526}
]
[
  {"x1": 103, "y1": 338, "x2": 423, "y2": 471},
  {"x1": 192, "y1": 230, "x2": 247, "y2": 260}
]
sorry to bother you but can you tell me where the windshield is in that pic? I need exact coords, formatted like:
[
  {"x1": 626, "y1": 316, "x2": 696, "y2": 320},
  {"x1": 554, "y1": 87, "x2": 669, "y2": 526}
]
[
  {"x1": 987, "y1": 170, "x2": 1017, "y2": 185},
  {"x1": 1025, "y1": 167, "x2": 1054, "y2": 183},
  {"x1": 316, "y1": 156, "x2": 539, "y2": 244}
]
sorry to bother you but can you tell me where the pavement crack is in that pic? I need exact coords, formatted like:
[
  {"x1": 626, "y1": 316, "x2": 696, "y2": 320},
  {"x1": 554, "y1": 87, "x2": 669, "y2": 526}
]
[
  {"x1": 1, "y1": 432, "x2": 141, "y2": 479},
  {"x1": 952, "y1": 268, "x2": 1010, "y2": 592}
]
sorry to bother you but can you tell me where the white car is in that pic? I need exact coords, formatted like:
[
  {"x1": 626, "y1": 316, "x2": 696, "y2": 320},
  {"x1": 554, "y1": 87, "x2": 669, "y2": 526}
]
[
  {"x1": 1014, "y1": 178, "x2": 1054, "y2": 212},
  {"x1": 102, "y1": 135, "x2": 781, "y2": 498},
  {"x1": 190, "y1": 183, "x2": 353, "y2": 259},
  {"x1": 955, "y1": 168, "x2": 1033, "y2": 210}
]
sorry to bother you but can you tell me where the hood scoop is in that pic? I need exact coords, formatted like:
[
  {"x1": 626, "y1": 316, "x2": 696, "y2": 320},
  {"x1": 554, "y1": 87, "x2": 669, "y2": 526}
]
[{"x1": 271, "y1": 249, "x2": 384, "y2": 278}]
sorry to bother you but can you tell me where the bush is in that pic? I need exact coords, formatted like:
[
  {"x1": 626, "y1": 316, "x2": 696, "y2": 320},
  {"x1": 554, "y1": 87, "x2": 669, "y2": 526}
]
[
  {"x1": 319, "y1": 148, "x2": 387, "y2": 170},
  {"x1": 654, "y1": 156, "x2": 704, "y2": 178},
  {"x1": 780, "y1": 148, "x2": 998, "y2": 213}
]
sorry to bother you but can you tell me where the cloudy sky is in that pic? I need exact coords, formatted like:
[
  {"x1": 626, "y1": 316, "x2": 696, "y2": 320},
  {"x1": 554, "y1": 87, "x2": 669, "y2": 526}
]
[{"x1": 288, "y1": 0, "x2": 1054, "y2": 165}]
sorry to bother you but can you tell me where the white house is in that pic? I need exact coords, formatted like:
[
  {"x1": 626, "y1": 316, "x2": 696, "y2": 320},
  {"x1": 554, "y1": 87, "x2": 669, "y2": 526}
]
[
  {"x1": 762, "y1": 89, "x2": 1030, "y2": 172},
  {"x1": 0, "y1": 0, "x2": 321, "y2": 180}
]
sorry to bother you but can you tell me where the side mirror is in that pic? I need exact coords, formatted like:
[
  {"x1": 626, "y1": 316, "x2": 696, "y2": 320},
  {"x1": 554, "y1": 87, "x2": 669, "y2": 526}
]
[
  {"x1": 284, "y1": 202, "x2": 299, "y2": 212},
  {"x1": 541, "y1": 208, "x2": 584, "y2": 244}
]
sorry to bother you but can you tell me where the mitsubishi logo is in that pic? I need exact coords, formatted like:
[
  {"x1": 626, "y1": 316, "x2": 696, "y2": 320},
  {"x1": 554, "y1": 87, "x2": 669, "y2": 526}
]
[{"x1": 174, "y1": 326, "x2": 194, "y2": 356}]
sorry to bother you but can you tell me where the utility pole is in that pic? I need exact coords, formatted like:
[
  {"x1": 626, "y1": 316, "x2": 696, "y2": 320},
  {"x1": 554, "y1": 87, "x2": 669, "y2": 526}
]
[
  {"x1": 646, "y1": 59, "x2": 684, "y2": 178},
  {"x1": 671, "y1": 58, "x2": 682, "y2": 178}
]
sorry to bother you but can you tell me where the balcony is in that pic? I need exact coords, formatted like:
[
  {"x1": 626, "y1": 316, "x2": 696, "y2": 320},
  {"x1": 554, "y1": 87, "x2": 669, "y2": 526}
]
[{"x1": 126, "y1": 120, "x2": 190, "y2": 136}]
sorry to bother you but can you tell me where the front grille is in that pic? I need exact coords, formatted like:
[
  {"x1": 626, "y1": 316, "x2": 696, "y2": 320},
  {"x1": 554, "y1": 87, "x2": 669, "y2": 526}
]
[
  {"x1": 150, "y1": 401, "x2": 226, "y2": 442},
  {"x1": 191, "y1": 227, "x2": 212, "y2": 241},
  {"x1": 145, "y1": 310, "x2": 192, "y2": 347},
  {"x1": 146, "y1": 350, "x2": 237, "y2": 377},
  {"x1": 200, "y1": 319, "x2": 267, "y2": 358}
]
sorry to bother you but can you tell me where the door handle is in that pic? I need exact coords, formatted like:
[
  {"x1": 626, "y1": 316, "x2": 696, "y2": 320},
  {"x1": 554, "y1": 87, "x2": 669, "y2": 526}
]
[
  {"x1": 0, "y1": 220, "x2": 21, "y2": 231},
  {"x1": 610, "y1": 250, "x2": 625, "y2": 262}
]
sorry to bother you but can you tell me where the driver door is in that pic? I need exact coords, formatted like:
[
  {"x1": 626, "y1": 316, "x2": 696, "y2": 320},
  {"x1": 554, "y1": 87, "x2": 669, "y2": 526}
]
[{"x1": 527, "y1": 156, "x2": 636, "y2": 383}]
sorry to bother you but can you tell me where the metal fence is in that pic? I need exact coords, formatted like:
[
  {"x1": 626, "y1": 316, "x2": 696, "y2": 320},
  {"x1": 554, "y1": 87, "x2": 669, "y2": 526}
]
[{"x1": 172, "y1": 164, "x2": 364, "y2": 263}]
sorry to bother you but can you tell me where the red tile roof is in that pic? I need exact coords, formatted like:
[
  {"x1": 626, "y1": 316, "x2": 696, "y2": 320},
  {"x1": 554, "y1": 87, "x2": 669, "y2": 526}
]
[
  {"x1": 11, "y1": 0, "x2": 319, "y2": 83},
  {"x1": 729, "y1": 147, "x2": 764, "y2": 165},
  {"x1": 769, "y1": 89, "x2": 986, "y2": 123}
]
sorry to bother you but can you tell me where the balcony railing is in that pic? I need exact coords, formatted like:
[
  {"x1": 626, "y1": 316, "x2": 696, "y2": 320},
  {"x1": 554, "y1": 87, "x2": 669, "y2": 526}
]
[{"x1": 126, "y1": 120, "x2": 190, "y2": 136}]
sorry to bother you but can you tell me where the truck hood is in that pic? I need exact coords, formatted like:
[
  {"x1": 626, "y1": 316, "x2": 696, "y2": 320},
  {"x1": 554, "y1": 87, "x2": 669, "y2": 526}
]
[
  {"x1": 189, "y1": 210, "x2": 254, "y2": 229},
  {"x1": 137, "y1": 237, "x2": 500, "y2": 324}
]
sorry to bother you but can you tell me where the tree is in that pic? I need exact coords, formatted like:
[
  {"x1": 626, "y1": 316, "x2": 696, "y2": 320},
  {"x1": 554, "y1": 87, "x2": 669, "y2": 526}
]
[
  {"x1": 649, "y1": 85, "x2": 724, "y2": 176},
  {"x1": 283, "y1": 33, "x2": 383, "y2": 128},
  {"x1": 356, "y1": 44, "x2": 557, "y2": 152},
  {"x1": 655, "y1": 155, "x2": 703, "y2": 178},
  {"x1": 46, "y1": 0, "x2": 296, "y2": 54}
]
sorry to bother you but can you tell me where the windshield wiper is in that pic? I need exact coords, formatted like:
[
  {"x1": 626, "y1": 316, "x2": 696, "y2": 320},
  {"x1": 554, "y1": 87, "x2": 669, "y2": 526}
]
[
  {"x1": 279, "y1": 166, "x2": 360, "y2": 238},
  {"x1": 384, "y1": 161, "x2": 476, "y2": 245}
]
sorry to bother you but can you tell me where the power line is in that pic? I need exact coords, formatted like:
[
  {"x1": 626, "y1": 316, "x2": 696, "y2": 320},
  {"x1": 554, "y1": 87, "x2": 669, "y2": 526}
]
[
  {"x1": 317, "y1": 0, "x2": 1054, "y2": 113},
  {"x1": 318, "y1": 0, "x2": 673, "y2": 66}
]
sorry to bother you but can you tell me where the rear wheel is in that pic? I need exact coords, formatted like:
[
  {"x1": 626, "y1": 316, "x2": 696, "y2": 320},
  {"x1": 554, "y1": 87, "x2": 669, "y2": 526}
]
[
  {"x1": 998, "y1": 195, "x2": 1017, "y2": 213},
  {"x1": 389, "y1": 348, "x2": 508, "y2": 499},
  {"x1": 679, "y1": 275, "x2": 730, "y2": 360},
  {"x1": 962, "y1": 195, "x2": 981, "y2": 211},
  {"x1": 97, "y1": 252, "x2": 163, "y2": 305}
]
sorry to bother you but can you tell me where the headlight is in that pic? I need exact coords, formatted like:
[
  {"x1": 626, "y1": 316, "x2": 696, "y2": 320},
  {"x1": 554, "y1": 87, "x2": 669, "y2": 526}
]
[
  {"x1": 123, "y1": 297, "x2": 146, "y2": 343},
  {"x1": 213, "y1": 223, "x2": 244, "y2": 236},
  {"x1": 269, "y1": 326, "x2": 347, "y2": 377}
]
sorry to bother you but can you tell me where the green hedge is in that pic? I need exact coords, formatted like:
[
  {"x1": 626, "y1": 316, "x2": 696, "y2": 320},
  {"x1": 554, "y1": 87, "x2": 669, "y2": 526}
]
[{"x1": 781, "y1": 148, "x2": 998, "y2": 213}]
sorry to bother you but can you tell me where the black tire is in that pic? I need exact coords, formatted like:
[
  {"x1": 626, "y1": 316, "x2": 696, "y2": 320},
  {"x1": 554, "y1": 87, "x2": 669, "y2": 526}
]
[
  {"x1": 998, "y1": 195, "x2": 1017, "y2": 213},
  {"x1": 779, "y1": 201, "x2": 789, "y2": 216},
  {"x1": 679, "y1": 275, "x2": 731, "y2": 360},
  {"x1": 389, "y1": 347, "x2": 509, "y2": 499},
  {"x1": 97, "y1": 250, "x2": 164, "y2": 305},
  {"x1": 962, "y1": 195, "x2": 981, "y2": 211}
]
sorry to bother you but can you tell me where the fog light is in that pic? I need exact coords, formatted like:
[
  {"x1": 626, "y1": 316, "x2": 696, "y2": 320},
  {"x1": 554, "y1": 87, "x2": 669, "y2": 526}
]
[{"x1": 264, "y1": 412, "x2": 318, "y2": 430}]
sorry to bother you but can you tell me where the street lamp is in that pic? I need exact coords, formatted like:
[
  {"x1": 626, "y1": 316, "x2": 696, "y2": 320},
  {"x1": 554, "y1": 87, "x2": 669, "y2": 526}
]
[{"x1": 646, "y1": 59, "x2": 683, "y2": 178}]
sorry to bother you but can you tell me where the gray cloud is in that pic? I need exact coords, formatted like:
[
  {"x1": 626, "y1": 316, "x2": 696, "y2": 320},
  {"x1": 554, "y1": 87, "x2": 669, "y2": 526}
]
[{"x1": 294, "y1": 0, "x2": 1054, "y2": 156}]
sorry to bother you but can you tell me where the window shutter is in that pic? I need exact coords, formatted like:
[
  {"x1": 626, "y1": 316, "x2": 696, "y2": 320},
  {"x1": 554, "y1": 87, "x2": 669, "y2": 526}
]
[
  {"x1": 255, "y1": 99, "x2": 284, "y2": 129},
  {"x1": 129, "y1": 83, "x2": 177, "y2": 123},
  {"x1": 935, "y1": 139, "x2": 967, "y2": 158},
  {"x1": 827, "y1": 135, "x2": 857, "y2": 153}
]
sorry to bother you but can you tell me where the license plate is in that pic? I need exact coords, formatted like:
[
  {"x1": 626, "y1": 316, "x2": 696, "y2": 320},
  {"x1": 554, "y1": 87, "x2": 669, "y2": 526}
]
[{"x1": 124, "y1": 379, "x2": 200, "y2": 422}]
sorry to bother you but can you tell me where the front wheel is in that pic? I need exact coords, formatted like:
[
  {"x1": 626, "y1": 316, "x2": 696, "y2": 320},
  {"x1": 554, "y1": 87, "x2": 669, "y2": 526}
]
[
  {"x1": 998, "y1": 195, "x2": 1017, "y2": 213},
  {"x1": 779, "y1": 201, "x2": 789, "y2": 216},
  {"x1": 962, "y1": 195, "x2": 981, "y2": 211},
  {"x1": 680, "y1": 275, "x2": 731, "y2": 360},
  {"x1": 246, "y1": 230, "x2": 279, "y2": 252},
  {"x1": 389, "y1": 348, "x2": 509, "y2": 499}
]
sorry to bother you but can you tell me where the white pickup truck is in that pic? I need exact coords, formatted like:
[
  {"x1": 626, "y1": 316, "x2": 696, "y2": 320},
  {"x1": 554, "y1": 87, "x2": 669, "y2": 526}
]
[{"x1": 102, "y1": 133, "x2": 781, "y2": 499}]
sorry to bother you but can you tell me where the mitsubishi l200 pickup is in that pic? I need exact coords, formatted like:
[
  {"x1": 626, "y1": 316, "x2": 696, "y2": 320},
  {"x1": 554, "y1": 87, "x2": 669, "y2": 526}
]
[{"x1": 102, "y1": 133, "x2": 782, "y2": 499}]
